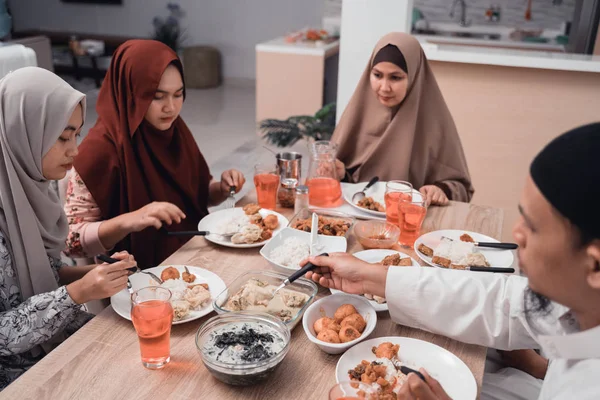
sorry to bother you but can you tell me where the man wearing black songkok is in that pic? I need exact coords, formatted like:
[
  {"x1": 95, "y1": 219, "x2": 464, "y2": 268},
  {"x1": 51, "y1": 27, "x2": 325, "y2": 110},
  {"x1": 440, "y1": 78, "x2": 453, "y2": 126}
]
[{"x1": 303, "y1": 123, "x2": 600, "y2": 399}]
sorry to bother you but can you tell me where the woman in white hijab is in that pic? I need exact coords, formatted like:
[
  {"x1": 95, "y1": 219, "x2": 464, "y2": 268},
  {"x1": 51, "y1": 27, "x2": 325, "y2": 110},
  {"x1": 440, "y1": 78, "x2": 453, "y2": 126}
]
[{"x1": 0, "y1": 67, "x2": 135, "y2": 389}]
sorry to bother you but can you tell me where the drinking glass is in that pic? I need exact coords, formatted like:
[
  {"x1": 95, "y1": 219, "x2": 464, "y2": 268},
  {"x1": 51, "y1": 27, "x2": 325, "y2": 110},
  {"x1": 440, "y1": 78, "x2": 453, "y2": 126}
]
[
  {"x1": 254, "y1": 164, "x2": 280, "y2": 210},
  {"x1": 384, "y1": 180, "x2": 413, "y2": 226},
  {"x1": 131, "y1": 287, "x2": 173, "y2": 369},
  {"x1": 398, "y1": 198, "x2": 428, "y2": 247}
]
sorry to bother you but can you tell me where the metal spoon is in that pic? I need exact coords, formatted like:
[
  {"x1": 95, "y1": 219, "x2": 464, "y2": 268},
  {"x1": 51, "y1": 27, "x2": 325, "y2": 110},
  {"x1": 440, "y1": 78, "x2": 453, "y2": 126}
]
[
  {"x1": 166, "y1": 230, "x2": 237, "y2": 239},
  {"x1": 351, "y1": 176, "x2": 380, "y2": 203}
]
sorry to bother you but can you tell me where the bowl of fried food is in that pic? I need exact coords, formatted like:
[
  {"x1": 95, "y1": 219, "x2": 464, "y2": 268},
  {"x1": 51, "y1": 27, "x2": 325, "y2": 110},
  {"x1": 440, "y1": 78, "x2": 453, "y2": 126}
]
[
  {"x1": 354, "y1": 220, "x2": 400, "y2": 250},
  {"x1": 289, "y1": 208, "x2": 355, "y2": 238},
  {"x1": 302, "y1": 294, "x2": 377, "y2": 355}
]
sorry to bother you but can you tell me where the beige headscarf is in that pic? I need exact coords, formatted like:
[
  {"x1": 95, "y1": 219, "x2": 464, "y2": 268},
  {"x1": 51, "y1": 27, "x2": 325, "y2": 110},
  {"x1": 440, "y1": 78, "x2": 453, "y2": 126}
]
[
  {"x1": 332, "y1": 32, "x2": 474, "y2": 202},
  {"x1": 0, "y1": 67, "x2": 85, "y2": 300}
]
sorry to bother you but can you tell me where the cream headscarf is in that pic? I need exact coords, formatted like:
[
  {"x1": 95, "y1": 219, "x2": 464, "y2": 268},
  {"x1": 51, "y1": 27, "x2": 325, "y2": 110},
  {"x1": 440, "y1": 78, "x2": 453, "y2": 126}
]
[
  {"x1": 332, "y1": 32, "x2": 474, "y2": 202},
  {"x1": 0, "y1": 67, "x2": 86, "y2": 300}
]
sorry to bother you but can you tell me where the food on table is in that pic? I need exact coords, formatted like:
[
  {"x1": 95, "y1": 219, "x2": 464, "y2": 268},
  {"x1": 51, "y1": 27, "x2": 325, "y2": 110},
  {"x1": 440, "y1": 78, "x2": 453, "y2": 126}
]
[
  {"x1": 341, "y1": 313, "x2": 367, "y2": 333},
  {"x1": 291, "y1": 215, "x2": 351, "y2": 236},
  {"x1": 269, "y1": 237, "x2": 310, "y2": 268},
  {"x1": 363, "y1": 254, "x2": 413, "y2": 305},
  {"x1": 243, "y1": 203, "x2": 262, "y2": 215},
  {"x1": 160, "y1": 266, "x2": 180, "y2": 281},
  {"x1": 318, "y1": 329, "x2": 342, "y2": 343},
  {"x1": 334, "y1": 304, "x2": 359, "y2": 323},
  {"x1": 223, "y1": 278, "x2": 309, "y2": 322},
  {"x1": 357, "y1": 197, "x2": 385, "y2": 212},
  {"x1": 313, "y1": 317, "x2": 341, "y2": 334},
  {"x1": 381, "y1": 253, "x2": 413, "y2": 267},
  {"x1": 347, "y1": 342, "x2": 410, "y2": 399},
  {"x1": 418, "y1": 233, "x2": 490, "y2": 269},
  {"x1": 216, "y1": 205, "x2": 280, "y2": 244},
  {"x1": 460, "y1": 233, "x2": 475, "y2": 243},
  {"x1": 154, "y1": 266, "x2": 212, "y2": 321},
  {"x1": 203, "y1": 322, "x2": 286, "y2": 364},
  {"x1": 312, "y1": 304, "x2": 368, "y2": 344},
  {"x1": 182, "y1": 266, "x2": 196, "y2": 283},
  {"x1": 263, "y1": 214, "x2": 279, "y2": 230},
  {"x1": 417, "y1": 243, "x2": 434, "y2": 257},
  {"x1": 339, "y1": 326, "x2": 361, "y2": 342},
  {"x1": 231, "y1": 224, "x2": 262, "y2": 244}
]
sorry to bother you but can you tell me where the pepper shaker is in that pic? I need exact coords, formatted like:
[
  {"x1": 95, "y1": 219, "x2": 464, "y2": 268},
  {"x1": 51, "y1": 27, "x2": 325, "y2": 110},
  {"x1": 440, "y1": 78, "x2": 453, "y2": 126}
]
[{"x1": 294, "y1": 185, "x2": 309, "y2": 214}]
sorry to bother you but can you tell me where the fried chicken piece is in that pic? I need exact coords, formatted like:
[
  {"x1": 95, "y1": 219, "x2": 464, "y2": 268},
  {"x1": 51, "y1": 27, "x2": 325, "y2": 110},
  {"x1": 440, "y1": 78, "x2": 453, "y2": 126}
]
[
  {"x1": 381, "y1": 254, "x2": 401, "y2": 266},
  {"x1": 160, "y1": 266, "x2": 180, "y2": 281},
  {"x1": 432, "y1": 256, "x2": 451, "y2": 268},
  {"x1": 263, "y1": 214, "x2": 279, "y2": 230},
  {"x1": 182, "y1": 266, "x2": 196, "y2": 283},
  {"x1": 243, "y1": 203, "x2": 261, "y2": 215},
  {"x1": 341, "y1": 313, "x2": 366, "y2": 333},
  {"x1": 460, "y1": 233, "x2": 475, "y2": 243},
  {"x1": 334, "y1": 304, "x2": 359, "y2": 323},
  {"x1": 314, "y1": 317, "x2": 341, "y2": 334},
  {"x1": 339, "y1": 326, "x2": 361, "y2": 342},
  {"x1": 418, "y1": 243, "x2": 434, "y2": 257},
  {"x1": 260, "y1": 229, "x2": 273, "y2": 241},
  {"x1": 372, "y1": 342, "x2": 400, "y2": 359},
  {"x1": 317, "y1": 329, "x2": 341, "y2": 343}
]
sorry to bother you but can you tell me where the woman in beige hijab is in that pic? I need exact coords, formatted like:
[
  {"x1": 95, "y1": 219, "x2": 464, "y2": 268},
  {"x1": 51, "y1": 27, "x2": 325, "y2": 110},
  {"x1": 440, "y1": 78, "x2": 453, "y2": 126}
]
[
  {"x1": 0, "y1": 67, "x2": 135, "y2": 389},
  {"x1": 333, "y1": 32, "x2": 474, "y2": 205}
]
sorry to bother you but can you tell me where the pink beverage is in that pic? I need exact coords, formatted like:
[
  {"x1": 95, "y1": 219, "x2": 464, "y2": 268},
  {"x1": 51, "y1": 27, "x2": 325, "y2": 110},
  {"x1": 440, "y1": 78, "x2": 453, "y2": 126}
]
[
  {"x1": 131, "y1": 287, "x2": 173, "y2": 369},
  {"x1": 398, "y1": 200, "x2": 427, "y2": 247},
  {"x1": 254, "y1": 164, "x2": 280, "y2": 210},
  {"x1": 307, "y1": 177, "x2": 342, "y2": 207},
  {"x1": 384, "y1": 181, "x2": 413, "y2": 226}
]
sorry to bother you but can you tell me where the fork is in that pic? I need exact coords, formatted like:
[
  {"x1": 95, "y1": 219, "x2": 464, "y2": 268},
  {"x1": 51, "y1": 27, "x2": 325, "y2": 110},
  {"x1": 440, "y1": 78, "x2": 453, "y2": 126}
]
[{"x1": 225, "y1": 185, "x2": 236, "y2": 209}]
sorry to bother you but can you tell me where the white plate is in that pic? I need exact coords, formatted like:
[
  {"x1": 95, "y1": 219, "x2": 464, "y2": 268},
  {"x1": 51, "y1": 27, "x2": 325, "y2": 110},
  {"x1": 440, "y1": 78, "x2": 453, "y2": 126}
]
[
  {"x1": 330, "y1": 250, "x2": 419, "y2": 312},
  {"x1": 341, "y1": 181, "x2": 423, "y2": 218},
  {"x1": 260, "y1": 227, "x2": 347, "y2": 273},
  {"x1": 336, "y1": 336, "x2": 477, "y2": 400},
  {"x1": 414, "y1": 229, "x2": 515, "y2": 268},
  {"x1": 198, "y1": 207, "x2": 288, "y2": 248},
  {"x1": 110, "y1": 265, "x2": 227, "y2": 325}
]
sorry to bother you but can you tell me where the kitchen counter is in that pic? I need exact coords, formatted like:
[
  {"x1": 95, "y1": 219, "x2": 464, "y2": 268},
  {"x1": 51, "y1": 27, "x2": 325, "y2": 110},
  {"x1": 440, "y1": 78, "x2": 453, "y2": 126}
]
[
  {"x1": 417, "y1": 37, "x2": 600, "y2": 73},
  {"x1": 256, "y1": 36, "x2": 340, "y2": 57}
]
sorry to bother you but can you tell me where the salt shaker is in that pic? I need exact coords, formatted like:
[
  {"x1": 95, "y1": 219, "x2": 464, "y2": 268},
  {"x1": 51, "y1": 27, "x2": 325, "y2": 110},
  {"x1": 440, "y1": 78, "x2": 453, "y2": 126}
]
[{"x1": 294, "y1": 185, "x2": 309, "y2": 214}]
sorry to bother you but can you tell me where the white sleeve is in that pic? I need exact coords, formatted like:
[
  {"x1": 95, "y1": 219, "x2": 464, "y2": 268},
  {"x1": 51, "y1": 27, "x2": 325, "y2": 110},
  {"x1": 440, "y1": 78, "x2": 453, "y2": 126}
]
[{"x1": 385, "y1": 267, "x2": 539, "y2": 350}]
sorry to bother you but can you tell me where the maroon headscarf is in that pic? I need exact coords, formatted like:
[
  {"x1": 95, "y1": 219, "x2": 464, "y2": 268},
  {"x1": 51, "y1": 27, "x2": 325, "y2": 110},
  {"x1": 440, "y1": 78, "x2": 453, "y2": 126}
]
[{"x1": 74, "y1": 40, "x2": 212, "y2": 268}]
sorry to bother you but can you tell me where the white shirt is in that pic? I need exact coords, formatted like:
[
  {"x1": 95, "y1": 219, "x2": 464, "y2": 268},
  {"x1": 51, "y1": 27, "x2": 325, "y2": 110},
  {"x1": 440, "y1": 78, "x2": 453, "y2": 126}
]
[{"x1": 385, "y1": 267, "x2": 600, "y2": 399}]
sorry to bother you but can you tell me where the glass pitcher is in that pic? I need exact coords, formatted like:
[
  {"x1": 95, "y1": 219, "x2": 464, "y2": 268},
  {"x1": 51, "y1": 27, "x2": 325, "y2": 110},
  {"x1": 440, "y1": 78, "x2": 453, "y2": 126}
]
[{"x1": 305, "y1": 140, "x2": 342, "y2": 207}]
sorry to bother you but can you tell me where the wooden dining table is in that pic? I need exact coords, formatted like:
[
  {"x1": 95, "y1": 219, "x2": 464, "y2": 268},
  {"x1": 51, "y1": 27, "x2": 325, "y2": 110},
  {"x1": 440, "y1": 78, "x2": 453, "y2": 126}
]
[{"x1": 2, "y1": 193, "x2": 504, "y2": 400}]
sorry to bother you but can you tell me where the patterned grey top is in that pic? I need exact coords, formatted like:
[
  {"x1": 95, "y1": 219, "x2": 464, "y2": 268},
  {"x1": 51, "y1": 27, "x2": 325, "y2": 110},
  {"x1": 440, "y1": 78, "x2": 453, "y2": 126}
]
[{"x1": 0, "y1": 231, "x2": 92, "y2": 390}]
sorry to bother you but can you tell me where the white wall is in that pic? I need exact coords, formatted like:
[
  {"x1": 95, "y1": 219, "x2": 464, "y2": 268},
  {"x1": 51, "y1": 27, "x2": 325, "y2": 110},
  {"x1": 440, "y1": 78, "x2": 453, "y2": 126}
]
[
  {"x1": 336, "y1": 0, "x2": 412, "y2": 122},
  {"x1": 8, "y1": 0, "x2": 325, "y2": 80}
]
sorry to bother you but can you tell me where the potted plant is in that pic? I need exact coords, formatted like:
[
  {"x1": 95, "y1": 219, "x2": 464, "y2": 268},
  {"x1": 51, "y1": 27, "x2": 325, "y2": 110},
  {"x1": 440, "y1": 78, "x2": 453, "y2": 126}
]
[
  {"x1": 259, "y1": 103, "x2": 336, "y2": 148},
  {"x1": 152, "y1": 2, "x2": 186, "y2": 52}
]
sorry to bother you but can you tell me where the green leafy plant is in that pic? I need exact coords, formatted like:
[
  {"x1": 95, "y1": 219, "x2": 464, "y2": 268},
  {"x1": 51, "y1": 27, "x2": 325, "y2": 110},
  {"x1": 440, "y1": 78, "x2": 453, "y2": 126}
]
[
  {"x1": 152, "y1": 2, "x2": 186, "y2": 51},
  {"x1": 259, "y1": 103, "x2": 336, "y2": 148}
]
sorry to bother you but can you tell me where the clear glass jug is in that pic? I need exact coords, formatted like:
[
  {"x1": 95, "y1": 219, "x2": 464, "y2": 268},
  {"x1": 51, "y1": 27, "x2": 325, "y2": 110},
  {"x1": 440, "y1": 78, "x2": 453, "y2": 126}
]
[{"x1": 305, "y1": 140, "x2": 342, "y2": 207}]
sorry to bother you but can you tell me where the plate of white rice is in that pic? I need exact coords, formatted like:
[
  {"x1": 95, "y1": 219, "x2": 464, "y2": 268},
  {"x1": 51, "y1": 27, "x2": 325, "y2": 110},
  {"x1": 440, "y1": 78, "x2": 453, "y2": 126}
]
[{"x1": 260, "y1": 227, "x2": 348, "y2": 273}]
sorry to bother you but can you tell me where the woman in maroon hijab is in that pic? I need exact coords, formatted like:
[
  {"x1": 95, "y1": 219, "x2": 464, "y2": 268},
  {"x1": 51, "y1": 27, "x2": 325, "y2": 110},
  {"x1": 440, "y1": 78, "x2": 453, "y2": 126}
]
[{"x1": 64, "y1": 40, "x2": 245, "y2": 268}]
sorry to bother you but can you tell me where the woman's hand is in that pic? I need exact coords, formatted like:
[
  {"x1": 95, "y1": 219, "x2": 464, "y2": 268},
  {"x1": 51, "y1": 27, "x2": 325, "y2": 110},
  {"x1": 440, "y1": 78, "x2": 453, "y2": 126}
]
[
  {"x1": 301, "y1": 252, "x2": 388, "y2": 298},
  {"x1": 123, "y1": 202, "x2": 186, "y2": 232},
  {"x1": 67, "y1": 251, "x2": 136, "y2": 304},
  {"x1": 419, "y1": 185, "x2": 449, "y2": 206},
  {"x1": 397, "y1": 369, "x2": 452, "y2": 400},
  {"x1": 220, "y1": 169, "x2": 246, "y2": 195}
]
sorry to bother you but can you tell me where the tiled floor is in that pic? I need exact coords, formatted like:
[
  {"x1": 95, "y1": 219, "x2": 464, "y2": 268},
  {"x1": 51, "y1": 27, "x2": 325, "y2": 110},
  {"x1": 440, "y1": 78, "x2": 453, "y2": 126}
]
[{"x1": 68, "y1": 76, "x2": 311, "y2": 212}]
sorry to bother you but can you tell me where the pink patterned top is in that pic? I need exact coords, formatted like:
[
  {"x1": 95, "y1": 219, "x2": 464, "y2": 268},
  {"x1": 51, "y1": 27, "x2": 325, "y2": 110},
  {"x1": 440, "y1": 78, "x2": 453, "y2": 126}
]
[{"x1": 64, "y1": 169, "x2": 110, "y2": 258}]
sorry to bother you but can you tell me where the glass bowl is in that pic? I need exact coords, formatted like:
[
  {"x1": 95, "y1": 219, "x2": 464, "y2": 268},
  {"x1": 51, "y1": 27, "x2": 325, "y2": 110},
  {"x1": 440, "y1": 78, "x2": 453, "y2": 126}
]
[
  {"x1": 196, "y1": 311, "x2": 290, "y2": 386},
  {"x1": 212, "y1": 270, "x2": 318, "y2": 330},
  {"x1": 354, "y1": 220, "x2": 400, "y2": 249}
]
